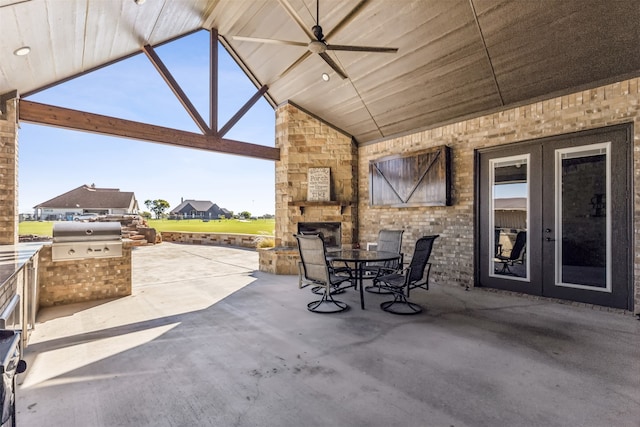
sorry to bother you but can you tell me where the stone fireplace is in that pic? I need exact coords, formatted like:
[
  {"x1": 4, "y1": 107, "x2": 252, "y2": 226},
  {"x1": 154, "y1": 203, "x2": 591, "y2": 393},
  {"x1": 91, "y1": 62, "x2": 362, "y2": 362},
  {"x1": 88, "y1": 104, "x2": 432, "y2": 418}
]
[
  {"x1": 297, "y1": 222, "x2": 341, "y2": 249},
  {"x1": 259, "y1": 103, "x2": 358, "y2": 274}
]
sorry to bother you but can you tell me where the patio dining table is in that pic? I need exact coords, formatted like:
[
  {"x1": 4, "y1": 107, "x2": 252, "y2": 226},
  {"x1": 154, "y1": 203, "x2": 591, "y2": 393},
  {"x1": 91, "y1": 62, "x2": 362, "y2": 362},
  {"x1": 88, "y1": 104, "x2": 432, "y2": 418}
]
[{"x1": 326, "y1": 249, "x2": 401, "y2": 310}]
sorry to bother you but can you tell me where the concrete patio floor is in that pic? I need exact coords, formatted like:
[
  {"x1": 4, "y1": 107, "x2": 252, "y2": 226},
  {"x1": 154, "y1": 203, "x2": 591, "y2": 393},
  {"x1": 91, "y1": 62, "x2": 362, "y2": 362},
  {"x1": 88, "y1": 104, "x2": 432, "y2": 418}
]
[{"x1": 16, "y1": 243, "x2": 640, "y2": 426}]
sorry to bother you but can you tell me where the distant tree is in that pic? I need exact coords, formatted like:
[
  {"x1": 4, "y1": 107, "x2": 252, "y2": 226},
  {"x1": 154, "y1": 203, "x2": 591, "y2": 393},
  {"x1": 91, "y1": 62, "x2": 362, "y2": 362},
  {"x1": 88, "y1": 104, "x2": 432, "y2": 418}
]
[
  {"x1": 239, "y1": 211, "x2": 251, "y2": 219},
  {"x1": 147, "y1": 199, "x2": 170, "y2": 219},
  {"x1": 140, "y1": 211, "x2": 152, "y2": 220}
]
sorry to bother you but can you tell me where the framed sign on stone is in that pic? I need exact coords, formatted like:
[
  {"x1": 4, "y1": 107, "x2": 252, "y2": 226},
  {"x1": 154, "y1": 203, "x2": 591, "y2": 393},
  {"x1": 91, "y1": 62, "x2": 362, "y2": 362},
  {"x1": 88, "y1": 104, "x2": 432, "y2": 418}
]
[
  {"x1": 307, "y1": 167, "x2": 331, "y2": 201},
  {"x1": 370, "y1": 146, "x2": 451, "y2": 207}
]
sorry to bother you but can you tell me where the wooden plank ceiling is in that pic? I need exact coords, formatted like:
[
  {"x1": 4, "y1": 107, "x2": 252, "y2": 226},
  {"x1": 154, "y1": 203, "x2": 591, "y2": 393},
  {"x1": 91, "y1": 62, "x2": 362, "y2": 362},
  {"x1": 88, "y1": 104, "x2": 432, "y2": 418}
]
[{"x1": 2, "y1": 0, "x2": 639, "y2": 147}]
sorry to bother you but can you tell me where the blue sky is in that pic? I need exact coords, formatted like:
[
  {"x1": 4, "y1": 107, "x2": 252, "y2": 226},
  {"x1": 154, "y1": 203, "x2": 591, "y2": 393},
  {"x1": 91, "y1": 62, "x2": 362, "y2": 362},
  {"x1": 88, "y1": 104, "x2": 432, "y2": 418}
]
[{"x1": 19, "y1": 30, "x2": 276, "y2": 216}]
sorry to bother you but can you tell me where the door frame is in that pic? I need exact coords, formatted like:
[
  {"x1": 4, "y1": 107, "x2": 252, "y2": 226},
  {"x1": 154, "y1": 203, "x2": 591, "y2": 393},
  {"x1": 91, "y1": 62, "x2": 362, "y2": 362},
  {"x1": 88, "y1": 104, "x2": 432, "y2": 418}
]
[{"x1": 474, "y1": 123, "x2": 634, "y2": 310}]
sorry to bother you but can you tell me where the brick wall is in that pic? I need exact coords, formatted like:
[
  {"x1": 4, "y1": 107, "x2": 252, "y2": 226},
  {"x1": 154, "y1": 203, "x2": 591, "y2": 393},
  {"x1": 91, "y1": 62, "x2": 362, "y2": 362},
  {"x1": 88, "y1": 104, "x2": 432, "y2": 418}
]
[
  {"x1": 358, "y1": 78, "x2": 640, "y2": 312},
  {"x1": 38, "y1": 242, "x2": 132, "y2": 307},
  {"x1": 0, "y1": 97, "x2": 18, "y2": 245}
]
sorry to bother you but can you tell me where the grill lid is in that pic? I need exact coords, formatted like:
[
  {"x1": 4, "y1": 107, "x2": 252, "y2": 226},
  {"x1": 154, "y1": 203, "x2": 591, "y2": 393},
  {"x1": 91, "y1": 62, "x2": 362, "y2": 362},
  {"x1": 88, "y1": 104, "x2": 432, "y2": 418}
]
[{"x1": 52, "y1": 222, "x2": 122, "y2": 243}]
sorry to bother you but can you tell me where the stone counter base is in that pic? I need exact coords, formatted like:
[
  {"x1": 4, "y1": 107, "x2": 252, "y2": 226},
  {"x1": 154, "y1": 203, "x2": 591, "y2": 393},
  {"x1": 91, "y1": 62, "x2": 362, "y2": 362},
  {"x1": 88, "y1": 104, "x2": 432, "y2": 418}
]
[{"x1": 38, "y1": 243, "x2": 132, "y2": 307}]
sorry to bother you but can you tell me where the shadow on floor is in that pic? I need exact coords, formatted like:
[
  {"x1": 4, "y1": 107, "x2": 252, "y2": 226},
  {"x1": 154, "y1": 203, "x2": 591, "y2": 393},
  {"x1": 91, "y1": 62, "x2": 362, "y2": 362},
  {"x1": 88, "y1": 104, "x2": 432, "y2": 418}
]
[{"x1": 17, "y1": 243, "x2": 640, "y2": 427}]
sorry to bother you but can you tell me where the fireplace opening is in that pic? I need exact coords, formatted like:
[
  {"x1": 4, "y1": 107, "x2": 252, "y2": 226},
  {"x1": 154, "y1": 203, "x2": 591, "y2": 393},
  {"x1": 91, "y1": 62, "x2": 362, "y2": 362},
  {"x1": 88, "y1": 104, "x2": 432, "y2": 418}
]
[{"x1": 298, "y1": 222, "x2": 341, "y2": 249}]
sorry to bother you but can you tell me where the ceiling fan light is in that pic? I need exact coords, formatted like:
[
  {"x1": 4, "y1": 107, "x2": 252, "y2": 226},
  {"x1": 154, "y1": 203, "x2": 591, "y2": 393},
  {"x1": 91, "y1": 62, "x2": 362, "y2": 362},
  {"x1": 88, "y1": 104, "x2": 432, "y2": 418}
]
[
  {"x1": 322, "y1": 73, "x2": 330, "y2": 82},
  {"x1": 13, "y1": 46, "x2": 30, "y2": 56}
]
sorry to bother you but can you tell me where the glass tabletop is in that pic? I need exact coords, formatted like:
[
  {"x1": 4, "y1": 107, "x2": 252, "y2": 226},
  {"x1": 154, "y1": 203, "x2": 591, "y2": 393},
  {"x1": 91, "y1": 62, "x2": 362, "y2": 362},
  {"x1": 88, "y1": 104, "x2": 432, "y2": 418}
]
[{"x1": 326, "y1": 249, "x2": 400, "y2": 263}]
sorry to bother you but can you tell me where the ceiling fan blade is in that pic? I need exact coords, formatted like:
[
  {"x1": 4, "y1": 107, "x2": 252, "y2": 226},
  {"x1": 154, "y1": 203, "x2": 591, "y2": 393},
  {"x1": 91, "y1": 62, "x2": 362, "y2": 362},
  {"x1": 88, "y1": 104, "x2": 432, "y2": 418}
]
[
  {"x1": 318, "y1": 52, "x2": 348, "y2": 79},
  {"x1": 277, "y1": 0, "x2": 315, "y2": 40},
  {"x1": 277, "y1": 50, "x2": 313, "y2": 80},
  {"x1": 327, "y1": 45, "x2": 398, "y2": 53},
  {"x1": 232, "y1": 36, "x2": 307, "y2": 47},
  {"x1": 324, "y1": 0, "x2": 370, "y2": 40}
]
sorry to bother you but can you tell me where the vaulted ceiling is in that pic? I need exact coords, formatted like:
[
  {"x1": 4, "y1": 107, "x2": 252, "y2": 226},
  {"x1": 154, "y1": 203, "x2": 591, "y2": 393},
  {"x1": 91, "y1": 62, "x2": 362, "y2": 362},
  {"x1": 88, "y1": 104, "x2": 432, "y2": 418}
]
[{"x1": 2, "y1": 0, "x2": 639, "y2": 145}]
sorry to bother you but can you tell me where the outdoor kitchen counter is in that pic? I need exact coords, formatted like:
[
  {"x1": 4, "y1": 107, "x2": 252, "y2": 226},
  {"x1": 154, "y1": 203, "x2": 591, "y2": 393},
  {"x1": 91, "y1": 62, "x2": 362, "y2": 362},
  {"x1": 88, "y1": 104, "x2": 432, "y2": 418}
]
[
  {"x1": 37, "y1": 240, "x2": 132, "y2": 307},
  {"x1": 0, "y1": 242, "x2": 43, "y2": 351},
  {"x1": 0, "y1": 242, "x2": 43, "y2": 286}
]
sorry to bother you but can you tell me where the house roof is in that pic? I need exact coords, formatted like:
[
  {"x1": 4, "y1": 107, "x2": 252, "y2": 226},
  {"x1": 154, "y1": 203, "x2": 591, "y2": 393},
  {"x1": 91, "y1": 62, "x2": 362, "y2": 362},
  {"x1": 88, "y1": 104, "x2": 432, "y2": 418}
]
[
  {"x1": 494, "y1": 197, "x2": 526, "y2": 211},
  {"x1": 3, "y1": 0, "x2": 639, "y2": 146},
  {"x1": 170, "y1": 199, "x2": 220, "y2": 214},
  {"x1": 35, "y1": 184, "x2": 136, "y2": 209}
]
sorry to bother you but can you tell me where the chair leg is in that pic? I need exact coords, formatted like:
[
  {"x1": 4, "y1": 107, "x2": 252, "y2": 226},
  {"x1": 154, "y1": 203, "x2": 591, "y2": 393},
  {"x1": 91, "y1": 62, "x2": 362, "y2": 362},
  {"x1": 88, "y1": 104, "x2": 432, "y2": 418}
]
[
  {"x1": 380, "y1": 289, "x2": 422, "y2": 315},
  {"x1": 311, "y1": 285, "x2": 346, "y2": 295},
  {"x1": 365, "y1": 278, "x2": 393, "y2": 294},
  {"x1": 307, "y1": 285, "x2": 349, "y2": 313}
]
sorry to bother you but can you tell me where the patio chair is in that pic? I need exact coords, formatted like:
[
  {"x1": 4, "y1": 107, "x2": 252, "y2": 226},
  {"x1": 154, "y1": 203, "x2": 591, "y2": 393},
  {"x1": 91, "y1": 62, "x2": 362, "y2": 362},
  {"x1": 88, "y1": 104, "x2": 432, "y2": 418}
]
[
  {"x1": 495, "y1": 231, "x2": 526, "y2": 275},
  {"x1": 295, "y1": 234, "x2": 350, "y2": 313},
  {"x1": 376, "y1": 235, "x2": 439, "y2": 315},
  {"x1": 364, "y1": 229, "x2": 404, "y2": 294},
  {"x1": 296, "y1": 232, "x2": 350, "y2": 294}
]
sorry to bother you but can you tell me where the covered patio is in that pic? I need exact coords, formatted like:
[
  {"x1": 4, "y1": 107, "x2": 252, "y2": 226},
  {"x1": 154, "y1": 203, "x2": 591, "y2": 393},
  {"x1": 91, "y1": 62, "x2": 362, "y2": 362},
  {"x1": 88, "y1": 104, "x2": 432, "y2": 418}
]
[
  {"x1": 1, "y1": 1, "x2": 640, "y2": 425},
  {"x1": 17, "y1": 243, "x2": 640, "y2": 426}
]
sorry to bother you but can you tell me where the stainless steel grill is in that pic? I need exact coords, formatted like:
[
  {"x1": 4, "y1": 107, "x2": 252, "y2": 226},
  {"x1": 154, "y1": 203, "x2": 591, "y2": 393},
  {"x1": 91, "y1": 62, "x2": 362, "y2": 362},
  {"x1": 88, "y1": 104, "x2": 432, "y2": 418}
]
[{"x1": 52, "y1": 222, "x2": 123, "y2": 262}]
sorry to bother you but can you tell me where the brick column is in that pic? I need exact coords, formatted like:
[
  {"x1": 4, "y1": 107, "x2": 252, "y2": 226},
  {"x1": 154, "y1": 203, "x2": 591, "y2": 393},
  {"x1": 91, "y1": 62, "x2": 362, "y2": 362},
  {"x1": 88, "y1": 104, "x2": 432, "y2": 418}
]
[{"x1": 0, "y1": 96, "x2": 19, "y2": 245}]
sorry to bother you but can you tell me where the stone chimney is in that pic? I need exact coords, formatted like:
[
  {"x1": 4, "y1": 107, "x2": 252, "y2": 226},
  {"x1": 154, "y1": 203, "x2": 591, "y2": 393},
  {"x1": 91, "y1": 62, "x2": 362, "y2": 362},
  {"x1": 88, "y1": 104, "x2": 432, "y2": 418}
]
[{"x1": 259, "y1": 102, "x2": 358, "y2": 274}]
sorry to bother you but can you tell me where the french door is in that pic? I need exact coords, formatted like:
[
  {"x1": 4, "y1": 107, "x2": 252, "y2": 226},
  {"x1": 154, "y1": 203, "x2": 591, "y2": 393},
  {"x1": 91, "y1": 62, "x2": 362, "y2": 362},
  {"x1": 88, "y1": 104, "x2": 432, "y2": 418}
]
[{"x1": 477, "y1": 125, "x2": 632, "y2": 309}]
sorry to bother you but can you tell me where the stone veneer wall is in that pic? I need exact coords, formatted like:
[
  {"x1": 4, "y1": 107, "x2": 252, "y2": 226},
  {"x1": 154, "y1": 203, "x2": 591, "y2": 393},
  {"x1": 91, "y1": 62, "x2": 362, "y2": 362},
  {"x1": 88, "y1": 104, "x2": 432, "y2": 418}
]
[
  {"x1": 37, "y1": 242, "x2": 132, "y2": 307},
  {"x1": 358, "y1": 78, "x2": 640, "y2": 313},
  {"x1": 0, "y1": 97, "x2": 18, "y2": 245},
  {"x1": 161, "y1": 231, "x2": 268, "y2": 249},
  {"x1": 275, "y1": 103, "x2": 358, "y2": 248},
  {"x1": 260, "y1": 103, "x2": 357, "y2": 274}
]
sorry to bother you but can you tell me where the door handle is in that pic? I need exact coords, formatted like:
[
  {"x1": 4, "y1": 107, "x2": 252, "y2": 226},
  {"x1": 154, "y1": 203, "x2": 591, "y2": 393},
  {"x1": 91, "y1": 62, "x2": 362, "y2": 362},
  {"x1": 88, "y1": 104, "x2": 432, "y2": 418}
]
[{"x1": 545, "y1": 237, "x2": 555, "y2": 242}]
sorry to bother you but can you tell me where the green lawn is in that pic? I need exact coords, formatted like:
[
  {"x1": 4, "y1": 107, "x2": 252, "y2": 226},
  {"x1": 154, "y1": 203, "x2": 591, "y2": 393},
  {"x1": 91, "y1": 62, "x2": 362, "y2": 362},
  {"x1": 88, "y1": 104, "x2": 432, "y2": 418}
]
[
  {"x1": 18, "y1": 221, "x2": 53, "y2": 237},
  {"x1": 148, "y1": 219, "x2": 274, "y2": 235},
  {"x1": 19, "y1": 218, "x2": 275, "y2": 237}
]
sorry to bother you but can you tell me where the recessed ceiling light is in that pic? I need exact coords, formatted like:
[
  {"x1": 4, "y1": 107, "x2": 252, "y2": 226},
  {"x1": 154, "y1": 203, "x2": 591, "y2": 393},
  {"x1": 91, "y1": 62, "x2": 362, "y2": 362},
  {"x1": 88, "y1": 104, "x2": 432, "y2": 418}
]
[
  {"x1": 321, "y1": 73, "x2": 330, "y2": 82},
  {"x1": 13, "y1": 46, "x2": 30, "y2": 56}
]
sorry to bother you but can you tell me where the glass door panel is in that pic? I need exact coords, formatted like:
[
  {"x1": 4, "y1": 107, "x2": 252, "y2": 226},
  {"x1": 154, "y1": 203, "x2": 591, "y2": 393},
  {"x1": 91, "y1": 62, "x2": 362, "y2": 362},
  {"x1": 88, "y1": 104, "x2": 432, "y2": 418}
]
[
  {"x1": 490, "y1": 155, "x2": 529, "y2": 280},
  {"x1": 555, "y1": 144, "x2": 610, "y2": 291},
  {"x1": 479, "y1": 124, "x2": 630, "y2": 309}
]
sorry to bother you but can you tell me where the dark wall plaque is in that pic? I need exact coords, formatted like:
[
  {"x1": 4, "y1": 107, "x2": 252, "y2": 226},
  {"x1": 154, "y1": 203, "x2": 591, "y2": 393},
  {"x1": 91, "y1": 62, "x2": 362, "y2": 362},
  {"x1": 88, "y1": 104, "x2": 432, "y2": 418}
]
[{"x1": 369, "y1": 145, "x2": 451, "y2": 207}]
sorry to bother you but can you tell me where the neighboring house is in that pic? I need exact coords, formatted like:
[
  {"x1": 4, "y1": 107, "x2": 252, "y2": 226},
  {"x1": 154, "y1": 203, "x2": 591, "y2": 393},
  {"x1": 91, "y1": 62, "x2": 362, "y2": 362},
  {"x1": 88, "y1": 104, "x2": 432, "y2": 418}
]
[
  {"x1": 170, "y1": 199, "x2": 232, "y2": 220},
  {"x1": 494, "y1": 197, "x2": 526, "y2": 231},
  {"x1": 34, "y1": 184, "x2": 139, "y2": 221}
]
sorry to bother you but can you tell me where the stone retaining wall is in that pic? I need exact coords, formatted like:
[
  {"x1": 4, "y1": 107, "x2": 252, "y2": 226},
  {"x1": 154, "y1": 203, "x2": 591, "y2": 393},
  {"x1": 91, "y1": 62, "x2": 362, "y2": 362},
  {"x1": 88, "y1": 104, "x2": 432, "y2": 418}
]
[{"x1": 161, "y1": 231, "x2": 269, "y2": 249}]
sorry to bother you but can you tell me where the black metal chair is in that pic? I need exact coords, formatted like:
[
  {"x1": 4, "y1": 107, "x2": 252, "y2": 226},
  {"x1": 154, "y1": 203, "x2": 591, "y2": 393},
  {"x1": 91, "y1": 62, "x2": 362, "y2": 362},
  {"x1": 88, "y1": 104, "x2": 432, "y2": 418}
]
[
  {"x1": 495, "y1": 231, "x2": 526, "y2": 275},
  {"x1": 295, "y1": 233, "x2": 350, "y2": 313},
  {"x1": 364, "y1": 229, "x2": 404, "y2": 294},
  {"x1": 376, "y1": 235, "x2": 439, "y2": 315}
]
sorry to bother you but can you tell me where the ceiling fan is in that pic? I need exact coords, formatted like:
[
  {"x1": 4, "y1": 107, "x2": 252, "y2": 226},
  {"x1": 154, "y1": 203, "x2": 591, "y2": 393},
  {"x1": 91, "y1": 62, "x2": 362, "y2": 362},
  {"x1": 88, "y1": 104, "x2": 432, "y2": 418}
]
[{"x1": 232, "y1": 0, "x2": 398, "y2": 80}]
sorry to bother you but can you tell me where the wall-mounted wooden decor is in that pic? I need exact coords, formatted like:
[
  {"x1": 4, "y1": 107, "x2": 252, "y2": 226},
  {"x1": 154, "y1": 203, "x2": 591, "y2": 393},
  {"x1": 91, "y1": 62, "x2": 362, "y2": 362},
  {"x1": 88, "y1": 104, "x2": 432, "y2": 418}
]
[{"x1": 370, "y1": 145, "x2": 451, "y2": 207}]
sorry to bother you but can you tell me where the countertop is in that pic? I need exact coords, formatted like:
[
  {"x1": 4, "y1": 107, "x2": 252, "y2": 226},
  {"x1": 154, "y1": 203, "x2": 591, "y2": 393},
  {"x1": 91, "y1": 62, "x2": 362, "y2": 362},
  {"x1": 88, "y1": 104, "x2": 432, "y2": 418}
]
[{"x1": 0, "y1": 242, "x2": 44, "y2": 285}]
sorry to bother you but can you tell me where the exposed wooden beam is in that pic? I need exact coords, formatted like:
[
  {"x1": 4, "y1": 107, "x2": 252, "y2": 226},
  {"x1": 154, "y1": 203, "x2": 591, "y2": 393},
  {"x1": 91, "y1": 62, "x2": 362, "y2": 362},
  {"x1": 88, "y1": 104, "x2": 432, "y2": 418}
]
[
  {"x1": 18, "y1": 100, "x2": 280, "y2": 161},
  {"x1": 142, "y1": 44, "x2": 212, "y2": 135},
  {"x1": 210, "y1": 28, "x2": 219, "y2": 134},
  {"x1": 218, "y1": 85, "x2": 269, "y2": 138}
]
